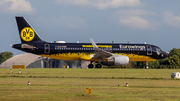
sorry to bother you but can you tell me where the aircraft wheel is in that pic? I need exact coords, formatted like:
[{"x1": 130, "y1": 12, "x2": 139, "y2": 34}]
[
  {"x1": 88, "y1": 64, "x2": 94, "y2": 68},
  {"x1": 95, "y1": 64, "x2": 102, "y2": 68}
]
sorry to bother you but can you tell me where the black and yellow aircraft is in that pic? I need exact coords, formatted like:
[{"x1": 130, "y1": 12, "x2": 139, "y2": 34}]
[{"x1": 12, "y1": 17, "x2": 168, "y2": 68}]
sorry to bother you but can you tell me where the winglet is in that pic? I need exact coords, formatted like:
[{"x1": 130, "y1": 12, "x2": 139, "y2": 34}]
[
  {"x1": 90, "y1": 38, "x2": 114, "y2": 59},
  {"x1": 90, "y1": 38, "x2": 98, "y2": 48}
]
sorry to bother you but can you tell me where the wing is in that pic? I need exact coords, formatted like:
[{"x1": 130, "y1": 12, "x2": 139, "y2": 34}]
[{"x1": 90, "y1": 38, "x2": 114, "y2": 59}]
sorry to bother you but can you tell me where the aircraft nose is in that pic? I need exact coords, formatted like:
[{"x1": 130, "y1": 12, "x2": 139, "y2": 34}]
[
  {"x1": 165, "y1": 52, "x2": 169, "y2": 58},
  {"x1": 161, "y1": 52, "x2": 168, "y2": 59}
]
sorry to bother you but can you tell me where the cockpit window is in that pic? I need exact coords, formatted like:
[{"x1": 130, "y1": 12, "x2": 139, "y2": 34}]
[
  {"x1": 156, "y1": 48, "x2": 161, "y2": 52},
  {"x1": 152, "y1": 47, "x2": 162, "y2": 52}
]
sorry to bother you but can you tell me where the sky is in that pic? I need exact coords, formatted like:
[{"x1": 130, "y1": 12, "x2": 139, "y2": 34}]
[{"x1": 0, "y1": 0, "x2": 180, "y2": 55}]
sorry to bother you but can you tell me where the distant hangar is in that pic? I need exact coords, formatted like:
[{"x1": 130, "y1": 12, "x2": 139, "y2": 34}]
[{"x1": 0, "y1": 53, "x2": 89, "y2": 68}]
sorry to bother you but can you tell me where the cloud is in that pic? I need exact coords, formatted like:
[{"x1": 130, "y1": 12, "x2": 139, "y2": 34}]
[
  {"x1": 36, "y1": 15, "x2": 88, "y2": 29},
  {"x1": 114, "y1": 9, "x2": 156, "y2": 16},
  {"x1": 113, "y1": 9, "x2": 160, "y2": 29},
  {"x1": 163, "y1": 11, "x2": 180, "y2": 27},
  {"x1": 0, "y1": 0, "x2": 35, "y2": 14},
  {"x1": 119, "y1": 16, "x2": 151, "y2": 29},
  {"x1": 56, "y1": 0, "x2": 142, "y2": 9}
]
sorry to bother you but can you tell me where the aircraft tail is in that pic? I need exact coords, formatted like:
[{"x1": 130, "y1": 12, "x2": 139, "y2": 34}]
[{"x1": 15, "y1": 17, "x2": 42, "y2": 44}]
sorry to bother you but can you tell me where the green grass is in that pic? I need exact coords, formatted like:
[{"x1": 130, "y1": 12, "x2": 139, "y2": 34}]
[{"x1": 0, "y1": 68, "x2": 180, "y2": 101}]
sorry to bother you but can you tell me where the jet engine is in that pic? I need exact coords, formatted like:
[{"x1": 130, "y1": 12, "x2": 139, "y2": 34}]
[
  {"x1": 103, "y1": 56, "x2": 129, "y2": 66},
  {"x1": 113, "y1": 56, "x2": 129, "y2": 66}
]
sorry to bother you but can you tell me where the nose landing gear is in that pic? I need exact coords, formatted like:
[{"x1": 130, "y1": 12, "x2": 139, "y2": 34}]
[{"x1": 146, "y1": 61, "x2": 149, "y2": 69}]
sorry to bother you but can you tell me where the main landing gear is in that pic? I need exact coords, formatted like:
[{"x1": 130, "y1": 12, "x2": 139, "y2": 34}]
[
  {"x1": 88, "y1": 62, "x2": 102, "y2": 68},
  {"x1": 88, "y1": 64, "x2": 94, "y2": 68},
  {"x1": 95, "y1": 64, "x2": 102, "y2": 68}
]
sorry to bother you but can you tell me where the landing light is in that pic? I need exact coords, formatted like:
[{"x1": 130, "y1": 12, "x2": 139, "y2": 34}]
[{"x1": 161, "y1": 54, "x2": 164, "y2": 57}]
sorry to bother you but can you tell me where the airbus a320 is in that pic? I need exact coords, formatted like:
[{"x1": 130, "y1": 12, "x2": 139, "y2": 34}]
[{"x1": 12, "y1": 17, "x2": 168, "y2": 68}]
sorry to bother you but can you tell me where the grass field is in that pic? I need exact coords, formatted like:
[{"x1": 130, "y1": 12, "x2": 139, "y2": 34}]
[{"x1": 1, "y1": 68, "x2": 180, "y2": 101}]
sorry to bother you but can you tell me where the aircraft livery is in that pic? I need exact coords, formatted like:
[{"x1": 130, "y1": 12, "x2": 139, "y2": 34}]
[{"x1": 12, "y1": 17, "x2": 168, "y2": 68}]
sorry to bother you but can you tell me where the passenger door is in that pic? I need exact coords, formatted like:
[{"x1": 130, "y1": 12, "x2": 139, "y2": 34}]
[
  {"x1": 147, "y1": 45, "x2": 152, "y2": 55},
  {"x1": 44, "y1": 44, "x2": 50, "y2": 54}
]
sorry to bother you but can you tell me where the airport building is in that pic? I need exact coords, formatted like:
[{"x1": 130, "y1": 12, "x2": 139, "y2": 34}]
[{"x1": 0, "y1": 53, "x2": 90, "y2": 68}]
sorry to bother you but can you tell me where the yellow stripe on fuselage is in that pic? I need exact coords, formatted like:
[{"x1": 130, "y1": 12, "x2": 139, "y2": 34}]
[
  {"x1": 82, "y1": 45, "x2": 112, "y2": 48},
  {"x1": 40, "y1": 52, "x2": 156, "y2": 62}
]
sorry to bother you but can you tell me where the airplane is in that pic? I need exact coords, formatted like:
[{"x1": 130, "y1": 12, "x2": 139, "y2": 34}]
[{"x1": 12, "y1": 17, "x2": 168, "y2": 68}]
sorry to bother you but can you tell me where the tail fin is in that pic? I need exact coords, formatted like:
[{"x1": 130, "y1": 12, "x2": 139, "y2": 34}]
[{"x1": 15, "y1": 17, "x2": 42, "y2": 44}]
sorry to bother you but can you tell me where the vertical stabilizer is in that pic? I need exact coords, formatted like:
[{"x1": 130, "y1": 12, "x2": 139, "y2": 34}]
[{"x1": 15, "y1": 17, "x2": 42, "y2": 43}]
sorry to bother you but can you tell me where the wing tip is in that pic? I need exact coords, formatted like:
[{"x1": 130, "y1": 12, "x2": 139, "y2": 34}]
[{"x1": 90, "y1": 38, "x2": 98, "y2": 48}]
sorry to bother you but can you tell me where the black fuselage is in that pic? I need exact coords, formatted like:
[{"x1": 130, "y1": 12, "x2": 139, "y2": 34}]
[{"x1": 12, "y1": 42, "x2": 168, "y2": 62}]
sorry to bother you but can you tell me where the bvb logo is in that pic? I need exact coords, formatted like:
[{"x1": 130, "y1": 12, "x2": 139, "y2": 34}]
[{"x1": 20, "y1": 27, "x2": 35, "y2": 42}]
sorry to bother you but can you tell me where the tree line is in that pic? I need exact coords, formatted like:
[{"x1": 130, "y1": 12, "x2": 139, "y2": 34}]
[
  {"x1": 106, "y1": 48, "x2": 180, "y2": 69},
  {"x1": 0, "y1": 52, "x2": 13, "y2": 64}
]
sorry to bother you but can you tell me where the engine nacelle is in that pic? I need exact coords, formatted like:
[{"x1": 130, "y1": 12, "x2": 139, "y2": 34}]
[{"x1": 113, "y1": 56, "x2": 129, "y2": 66}]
